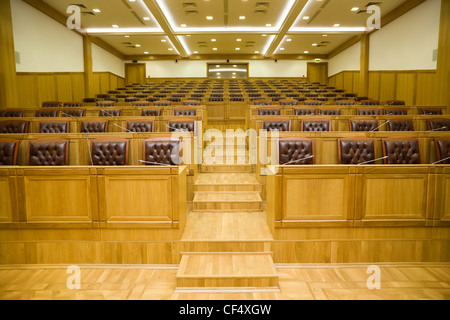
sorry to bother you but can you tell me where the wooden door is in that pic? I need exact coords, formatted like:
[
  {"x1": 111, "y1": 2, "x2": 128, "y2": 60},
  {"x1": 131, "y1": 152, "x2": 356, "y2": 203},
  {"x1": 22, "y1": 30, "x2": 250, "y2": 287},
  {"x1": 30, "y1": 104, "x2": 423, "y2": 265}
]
[
  {"x1": 125, "y1": 63, "x2": 146, "y2": 85},
  {"x1": 307, "y1": 62, "x2": 328, "y2": 84}
]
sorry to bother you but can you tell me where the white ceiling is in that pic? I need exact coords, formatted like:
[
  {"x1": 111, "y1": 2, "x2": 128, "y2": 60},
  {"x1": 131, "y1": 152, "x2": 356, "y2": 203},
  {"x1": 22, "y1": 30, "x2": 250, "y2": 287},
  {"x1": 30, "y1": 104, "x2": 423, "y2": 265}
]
[{"x1": 41, "y1": 0, "x2": 410, "y2": 58}]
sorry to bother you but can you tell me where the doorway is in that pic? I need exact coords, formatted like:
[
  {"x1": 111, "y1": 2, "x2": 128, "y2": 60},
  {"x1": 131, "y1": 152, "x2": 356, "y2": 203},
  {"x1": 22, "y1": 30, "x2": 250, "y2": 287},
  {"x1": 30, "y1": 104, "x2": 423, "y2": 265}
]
[
  {"x1": 125, "y1": 63, "x2": 146, "y2": 85},
  {"x1": 307, "y1": 62, "x2": 328, "y2": 84}
]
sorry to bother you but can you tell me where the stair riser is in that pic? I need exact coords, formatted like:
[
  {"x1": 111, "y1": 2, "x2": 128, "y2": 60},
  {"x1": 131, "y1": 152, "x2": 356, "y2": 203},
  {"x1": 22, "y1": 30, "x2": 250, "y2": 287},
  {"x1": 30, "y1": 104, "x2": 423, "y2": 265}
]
[
  {"x1": 176, "y1": 277, "x2": 278, "y2": 288},
  {"x1": 193, "y1": 202, "x2": 262, "y2": 211},
  {"x1": 194, "y1": 185, "x2": 261, "y2": 192},
  {"x1": 200, "y1": 166, "x2": 253, "y2": 173}
]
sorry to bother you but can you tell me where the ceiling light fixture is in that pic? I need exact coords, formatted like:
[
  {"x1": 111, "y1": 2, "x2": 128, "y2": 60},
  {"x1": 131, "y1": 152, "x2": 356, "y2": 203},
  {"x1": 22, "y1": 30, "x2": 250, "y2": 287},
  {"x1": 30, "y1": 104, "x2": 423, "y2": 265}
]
[
  {"x1": 351, "y1": 7, "x2": 359, "y2": 12},
  {"x1": 239, "y1": 16, "x2": 246, "y2": 20},
  {"x1": 93, "y1": 9, "x2": 101, "y2": 13},
  {"x1": 143, "y1": 17, "x2": 150, "y2": 20},
  {"x1": 206, "y1": 16, "x2": 213, "y2": 20}
]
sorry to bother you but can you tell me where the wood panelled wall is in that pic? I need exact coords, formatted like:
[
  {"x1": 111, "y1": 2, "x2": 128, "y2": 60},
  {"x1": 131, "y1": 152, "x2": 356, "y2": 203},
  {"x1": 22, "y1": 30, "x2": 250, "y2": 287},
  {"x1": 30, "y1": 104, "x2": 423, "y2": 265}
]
[
  {"x1": 329, "y1": 70, "x2": 440, "y2": 106},
  {"x1": 16, "y1": 72, "x2": 125, "y2": 107}
]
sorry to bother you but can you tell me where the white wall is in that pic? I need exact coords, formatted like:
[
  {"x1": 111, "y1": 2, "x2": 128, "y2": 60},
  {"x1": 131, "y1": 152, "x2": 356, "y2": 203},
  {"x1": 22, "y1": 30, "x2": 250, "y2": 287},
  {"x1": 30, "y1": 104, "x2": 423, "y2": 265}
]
[
  {"x1": 11, "y1": 0, "x2": 84, "y2": 72},
  {"x1": 92, "y1": 43, "x2": 125, "y2": 78},
  {"x1": 328, "y1": 41, "x2": 361, "y2": 77},
  {"x1": 369, "y1": 0, "x2": 441, "y2": 71},
  {"x1": 140, "y1": 59, "x2": 311, "y2": 78}
]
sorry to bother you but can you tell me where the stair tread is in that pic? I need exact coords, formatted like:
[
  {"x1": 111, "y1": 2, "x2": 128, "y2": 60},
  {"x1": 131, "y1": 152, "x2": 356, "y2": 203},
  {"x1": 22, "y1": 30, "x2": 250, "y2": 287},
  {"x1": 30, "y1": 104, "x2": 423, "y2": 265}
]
[
  {"x1": 193, "y1": 192, "x2": 262, "y2": 202},
  {"x1": 195, "y1": 173, "x2": 259, "y2": 186}
]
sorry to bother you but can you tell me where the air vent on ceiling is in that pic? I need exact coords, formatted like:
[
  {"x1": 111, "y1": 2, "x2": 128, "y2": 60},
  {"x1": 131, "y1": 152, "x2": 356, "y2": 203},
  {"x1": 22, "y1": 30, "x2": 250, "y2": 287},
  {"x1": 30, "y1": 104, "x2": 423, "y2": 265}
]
[
  {"x1": 69, "y1": 4, "x2": 87, "y2": 8},
  {"x1": 365, "y1": 2, "x2": 383, "y2": 6},
  {"x1": 122, "y1": 42, "x2": 132, "y2": 45},
  {"x1": 254, "y1": 10, "x2": 268, "y2": 14},
  {"x1": 185, "y1": 10, "x2": 198, "y2": 15},
  {"x1": 357, "y1": 10, "x2": 368, "y2": 14},
  {"x1": 255, "y1": 2, "x2": 270, "y2": 9},
  {"x1": 81, "y1": 11, "x2": 95, "y2": 15},
  {"x1": 183, "y1": 2, "x2": 197, "y2": 9}
]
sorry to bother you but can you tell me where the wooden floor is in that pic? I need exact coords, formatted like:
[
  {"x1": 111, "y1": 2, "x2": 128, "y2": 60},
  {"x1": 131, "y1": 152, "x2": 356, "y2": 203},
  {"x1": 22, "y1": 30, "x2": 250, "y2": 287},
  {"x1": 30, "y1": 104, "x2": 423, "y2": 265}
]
[{"x1": 0, "y1": 264, "x2": 449, "y2": 300}]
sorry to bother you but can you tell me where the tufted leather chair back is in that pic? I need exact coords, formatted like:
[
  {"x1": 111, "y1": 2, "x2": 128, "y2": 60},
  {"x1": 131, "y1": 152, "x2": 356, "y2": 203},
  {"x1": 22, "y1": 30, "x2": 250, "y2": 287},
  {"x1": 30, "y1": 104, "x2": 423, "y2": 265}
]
[
  {"x1": 0, "y1": 121, "x2": 29, "y2": 134},
  {"x1": 357, "y1": 108, "x2": 383, "y2": 116},
  {"x1": 168, "y1": 120, "x2": 195, "y2": 133},
  {"x1": 262, "y1": 120, "x2": 291, "y2": 132},
  {"x1": 63, "y1": 102, "x2": 83, "y2": 108},
  {"x1": 0, "y1": 110, "x2": 23, "y2": 117},
  {"x1": 387, "y1": 119, "x2": 414, "y2": 131},
  {"x1": 39, "y1": 121, "x2": 69, "y2": 134},
  {"x1": 96, "y1": 94, "x2": 110, "y2": 99},
  {"x1": 91, "y1": 138, "x2": 129, "y2": 166},
  {"x1": 81, "y1": 121, "x2": 108, "y2": 133},
  {"x1": 302, "y1": 119, "x2": 331, "y2": 132},
  {"x1": 83, "y1": 98, "x2": 97, "y2": 103},
  {"x1": 132, "y1": 101, "x2": 150, "y2": 107},
  {"x1": 419, "y1": 108, "x2": 443, "y2": 115},
  {"x1": 258, "y1": 108, "x2": 281, "y2": 116},
  {"x1": 254, "y1": 100, "x2": 272, "y2": 106},
  {"x1": 173, "y1": 108, "x2": 197, "y2": 116},
  {"x1": 336, "y1": 100, "x2": 355, "y2": 106},
  {"x1": 142, "y1": 108, "x2": 162, "y2": 117},
  {"x1": 387, "y1": 100, "x2": 405, "y2": 106},
  {"x1": 154, "y1": 100, "x2": 172, "y2": 107},
  {"x1": 294, "y1": 108, "x2": 316, "y2": 116},
  {"x1": 280, "y1": 99, "x2": 299, "y2": 106},
  {"x1": 61, "y1": 109, "x2": 85, "y2": 117},
  {"x1": 143, "y1": 139, "x2": 181, "y2": 165},
  {"x1": 349, "y1": 118, "x2": 379, "y2": 132},
  {"x1": 125, "y1": 97, "x2": 139, "y2": 103},
  {"x1": 0, "y1": 139, "x2": 19, "y2": 165},
  {"x1": 382, "y1": 138, "x2": 421, "y2": 164},
  {"x1": 96, "y1": 101, "x2": 116, "y2": 107},
  {"x1": 434, "y1": 138, "x2": 450, "y2": 164},
  {"x1": 278, "y1": 138, "x2": 314, "y2": 165},
  {"x1": 126, "y1": 121, "x2": 153, "y2": 133},
  {"x1": 36, "y1": 110, "x2": 58, "y2": 117},
  {"x1": 385, "y1": 108, "x2": 408, "y2": 116},
  {"x1": 304, "y1": 100, "x2": 322, "y2": 106},
  {"x1": 427, "y1": 119, "x2": 450, "y2": 131},
  {"x1": 99, "y1": 109, "x2": 122, "y2": 117},
  {"x1": 338, "y1": 138, "x2": 376, "y2": 165},
  {"x1": 28, "y1": 139, "x2": 69, "y2": 166},
  {"x1": 319, "y1": 108, "x2": 341, "y2": 116},
  {"x1": 360, "y1": 100, "x2": 379, "y2": 106},
  {"x1": 183, "y1": 100, "x2": 201, "y2": 106},
  {"x1": 42, "y1": 101, "x2": 62, "y2": 108}
]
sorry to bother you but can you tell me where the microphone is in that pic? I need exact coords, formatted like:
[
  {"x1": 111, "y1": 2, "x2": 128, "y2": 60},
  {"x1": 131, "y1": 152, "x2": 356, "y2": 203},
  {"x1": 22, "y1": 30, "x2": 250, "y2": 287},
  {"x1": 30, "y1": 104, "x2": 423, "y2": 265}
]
[
  {"x1": 370, "y1": 120, "x2": 390, "y2": 132},
  {"x1": 85, "y1": 134, "x2": 94, "y2": 166},
  {"x1": 61, "y1": 112, "x2": 74, "y2": 118},
  {"x1": 166, "y1": 125, "x2": 188, "y2": 132},
  {"x1": 139, "y1": 160, "x2": 170, "y2": 166},
  {"x1": 100, "y1": 109, "x2": 117, "y2": 117},
  {"x1": 281, "y1": 155, "x2": 315, "y2": 165},
  {"x1": 112, "y1": 123, "x2": 133, "y2": 133},
  {"x1": 357, "y1": 156, "x2": 389, "y2": 165},
  {"x1": 429, "y1": 126, "x2": 448, "y2": 132},
  {"x1": 432, "y1": 156, "x2": 450, "y2": 165}
]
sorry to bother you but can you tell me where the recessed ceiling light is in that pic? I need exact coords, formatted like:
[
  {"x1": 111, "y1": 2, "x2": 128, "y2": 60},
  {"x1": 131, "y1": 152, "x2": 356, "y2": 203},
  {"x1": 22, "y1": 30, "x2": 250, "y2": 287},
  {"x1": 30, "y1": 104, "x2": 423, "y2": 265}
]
[
  {"x1": 217, "y1": 73, "x2": 221, "y2": 75},
  {"x1": 93, "y1": 9, "x2": 101, "y2": 13},
  {"x1": 144, "y1": 52, "x2": 149, "y2": 54},
  {"x1": 236, "y1": 39, "x2": 242, "y2": 42},
  {"x1": 168, "y1": 48, "x2": 173, "y2": 51},
  {"x1": 186, "y1": 35, "x2": 191, "y2": 37},
  {"x1": 351, "y1": 7, "x2": 359, "y2": 12},
  {"x1": 211, "y1": 39, "x2": 216, "y2": 42},
  {"x1": 304, "y1": 51, "x2": 309, "y2": 54},
  {"x1": 235, "y1": 48, "x2": 240, "y2": 50},
  {"x1": 233, "y1": 65, "x2": 237, "y2": 67},
  {"x1": 193, "y1": 51, "x2": 198, "y2": 54},
  {"x1": 143, "y1": 17, "x2": 150, "y2": 21},
  {"x1": 135, "y1": 44, "x2": 141, "y2": 47},
  {"x1": 280, "y1": 48, "x2": 285, "y2": 51},
  {"x1": 333, "y1": 23, "x2": 340, "y2": 27},
  {"x1": 216, "y1": 65, "x2": 220, "y2": 67},
  {"x1": 286, "y1": 39, "x2": 292, "y2": 42},
  {"x1": 322, "y1": 34, "x2": 328, "y2": 37},
  {"x1": 181, "y1": 24, "x2": 187, "y2": 27},
  {"x1": 312, "y1": 43, "x2": 318, "y2": 46},
  {"x1": 303, "y1": 16, "x2": 310, "y2": 20},
  {"x1": 262, "y1": 34, "x2": 267, "y2": 37},
  {"x1": 213, "y1": 48, "x2": 217, "y2": 51},
  {"x1": 239, "y1": 16, "x2": 246, "y2": 20},
  {"x1": 112, "y1": 25, "x2": 119, "y2": 28},
  {"x1": 124, "y1": 35, "x2": 130, "y2": 38},
  {"x1": 161, "y1": 39, "x2": 167, "y2": 42},
  {"x1": 255, "y1": 51, "x2": 260, "y2": 54},
  {"x1": 265, "y1": 24, "x2": 272, "y2": 27},
  {"x1": 206, "y1": 16, "x2": 213, "y2": 20}
]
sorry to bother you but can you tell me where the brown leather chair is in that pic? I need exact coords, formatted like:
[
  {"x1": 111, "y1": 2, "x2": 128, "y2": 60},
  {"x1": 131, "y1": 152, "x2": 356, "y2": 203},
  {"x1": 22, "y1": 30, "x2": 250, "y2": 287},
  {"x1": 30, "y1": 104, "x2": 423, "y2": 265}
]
[
  {"x1": 96, "y1": 101, "x2": 116, "y2": 107},
  {"x1": 427, "y1": 119, "x2": 450, "y2": 131},
  {"x1": 258, "y1": 108, "x2": 281, "y2": 116},
  {"x1": 173, "y1": 108, "x2": 197, "y2": 116},
  {"x1": 294, "y1": 107, "x2": 316, "y2": 116},
  {"x1": 39, "y1": 121, "x2": 69, "y2": 133},
  {"x1": 336, "y1": 100, "x2": 355, "y2": 106},
  {"x1": 28, "y1": 139, "x2": 69, "y2": 166},
  {"x1": 168, "y1": 119, "x2": 196, "y2": 133},
  {"x1": 143, "y1": 138, "x2": 181, "y2": 165},
  {"x1": 349, "y1": 118, "x2": 379, "y2": 132},
  {"x1": 63, "y1": 102, "x2": 83, "y2": 108},
  {"x1": 254, "y1": 100, "x2": 272, "y2": 106},
  {"x1": 279, "y1": 99, "x2": 299, "y2": 106},
  {"x1": 434, "y1": 138, "x2": 450, "y2": 164},
  {"x1": 357, "y1": 108, "x2": 383, "y2": 116},
  {"x1": 154, "y1": 100, "x2": 172, "y2": 107},
  {"x1": 61, "y1": 108, "x2": 85, "y2": 117},
  {"x1": 126, "y1": 120, "x2": 154, "y2": 133},
  {"x1": 42, "y1": 101, "x2": 62, "y2": 108},
  {"x1": 0, "y1": 139, "x2": 19, "y2": 165},
  {"x1": 382, "y1": 138, "x2": 421, "y2": 164},
  {"x1": 386, "y1": 100, "x2": 405, "y2": 106},
  {"x1": 385, "y1": 108, "x2": 408, "y2": 116},
  {"x1": 302, "y1": 119, "x2": 331, "y2": 132},
  {"x1": 90, "y1": 138, "x2": 129, "y2": 166},
  {"x1": 338, "y1": 138, "x2": 376, "y2": 165},
  {"x1": 142, "y1": 108, "x2": 163, "y2": 117},
  {"x1": 80, "y1": 120, "x2": 108, "y2": 133},
  {"x1": 0, "y1": 110, "x2": 24, "y2": 117},
  {"x1": 278, "y1": 137, "x2": 314, "y2": 165},
  {"x1": 304, "y1": 100, "x2": 323, "y2": 106},
  {"x1": 262, "y1": 119, "x2": 291, "y2": 132},
  {"x1": 360, "y1": 100, "x2": 379, "y2": 106},
  {"x1": 318, "y1": 108, "x2": 341, "y2": 116},
  {"x1": 131, "y1": 101, "x2": 151, "y2": 107},
  {"x1": 125, "y1": 97, "x2": 139, "y2": 103},
  {"x1": 387, "y1": 119, "x2": 414, "y2": 131},
  {"x1": 35, "y1": 110, "x2": 59, "y2": 117},
  {"x1": 98, "y1": 108, "x2": 122, "y2": 117},
  {"x1": 0, "y1": 120, "x2": 29, "y2": 134},
  {"x1": 419, "y1": 108, "x2": 443, "y2": 115},
  {"x1": 183, "y1": 100, "x2": 201, "y2": 106}
]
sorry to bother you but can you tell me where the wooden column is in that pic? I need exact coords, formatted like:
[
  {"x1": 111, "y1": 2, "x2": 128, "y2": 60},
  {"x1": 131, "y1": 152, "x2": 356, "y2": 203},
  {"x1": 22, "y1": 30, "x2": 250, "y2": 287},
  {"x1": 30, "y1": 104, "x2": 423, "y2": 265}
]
[
  {"x1": 359, "y1": 33, "x2": 370, "y2": 98},
  {"x1": 437, "y1": 0, "x2": 450, "y2": 112},
  {"x1": 0, "y1": 0, "x2": 18, "y2": 108},
  {"x1": 83, "y1": 35, "x2": 94, "y2": 99}
]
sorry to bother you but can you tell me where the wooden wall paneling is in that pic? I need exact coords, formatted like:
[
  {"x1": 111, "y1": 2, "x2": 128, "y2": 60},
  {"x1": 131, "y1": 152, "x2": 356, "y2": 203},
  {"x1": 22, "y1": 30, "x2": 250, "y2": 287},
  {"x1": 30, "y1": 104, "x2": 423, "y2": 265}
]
[
  {"x1": 83, "y1": 36, "x2": 94, "y2": 98},
  {"x1": 99, "y1": 72, "x2": 110, "y2": 94},
  {"x1": 436, "y1": 0, "x2": 450, "y2": 113},
  {"x1": 71, "y1": 73, "x2": 85, "y2": 103},
  {"x1": 92, "y1": 73, "x2": 101, "y2": 97},
  {"x1": 359, "y1": 34, "x2": 370, "y2": 97},
  {"x1": 352, "y1": 72, "x2": 360, "y2": 96},
  {"x1": 109, "y1": 74, "x2": 118, "y2": 93},
  {"x1": 56, "y1": 74, "x2": 74, "y2": 103},
  {"x1": 434, "y1": 168, "x2": 450, "y2": 226},
  {"x1": 16, "y1": 74, "x2": 38, "y2": 107},
  {"x1": 368, "y1": 71, "x2": 380, "y2": 101},
  {"x1": 416, "y1": 72, "x2": 439, "y2": 106},
  {"x1": 335, "y1": 72, "x2": 344, "y2": 89},
  {"x1": 378, "y1": 72, "x2": 397, "y2": 103},
  {"x1": 0, "y1": 169, "x2": 15, "y2": 223},
  {"x1": 395, "y1": 73, "x2": 416, "y2": 105},
  {"x1": 343, "y1": 72, "x2": 354, "y2": 94},
  {"x1": 36, "y1": 75, "x2": 57, "y2": 107}
]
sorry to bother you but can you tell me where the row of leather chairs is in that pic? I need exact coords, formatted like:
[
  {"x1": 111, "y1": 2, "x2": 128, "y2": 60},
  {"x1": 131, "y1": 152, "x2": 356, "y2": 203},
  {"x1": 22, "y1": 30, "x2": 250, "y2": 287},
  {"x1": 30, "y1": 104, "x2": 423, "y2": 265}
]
[
  {"x1": 261, "y1": 118, "x2": 450, "y2": 132},
  {"x1": 278, "y1": 137, "x2": 450, "y2": 165},
  {"x1": 39, "y1": 100, "x2": 202, "y2": 109},
  {"x1": 257, "y1": 107, "x2": 444, "y2": 116},
  {"x1": 0, "y1": 138, "x2": 181, "y2": 166},
  {"x1": 0, "y1": 119, "x2": 196, "y2": 134}
]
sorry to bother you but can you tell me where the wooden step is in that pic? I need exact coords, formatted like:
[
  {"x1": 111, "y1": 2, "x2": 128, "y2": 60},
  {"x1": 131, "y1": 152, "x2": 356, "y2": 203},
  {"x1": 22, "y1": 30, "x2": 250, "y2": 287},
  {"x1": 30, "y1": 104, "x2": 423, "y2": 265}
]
[
  {"x1": 194, "y1": 173, "x2": 261, "y2": 192},
  {"x1": 200, "y1": 164, "x2": 253, "y2": 173},
  {"x1": 176, "y1": 252, "x2": 278, "y2": 288},
  {"x1": 193, "y1": 192, "x2": 262, "y2": 211}
]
